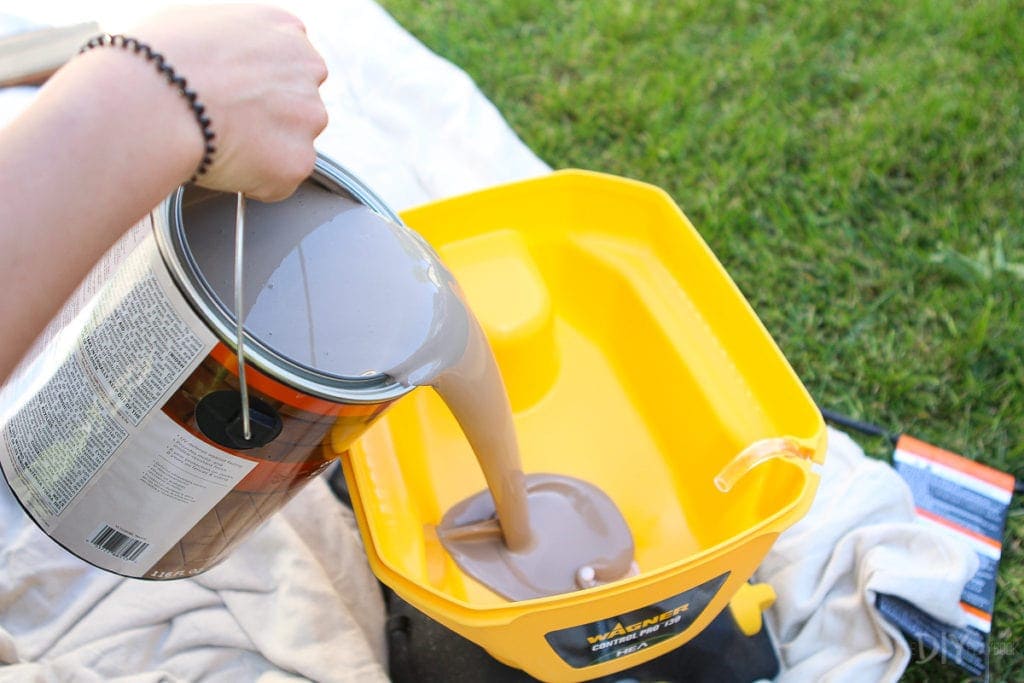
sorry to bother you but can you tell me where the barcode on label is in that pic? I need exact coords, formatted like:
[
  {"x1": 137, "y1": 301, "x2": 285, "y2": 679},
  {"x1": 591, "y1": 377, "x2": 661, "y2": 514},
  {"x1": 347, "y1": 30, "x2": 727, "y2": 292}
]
[{"x1": 88, "y1": 525, "x2": 149, "y2": 562}]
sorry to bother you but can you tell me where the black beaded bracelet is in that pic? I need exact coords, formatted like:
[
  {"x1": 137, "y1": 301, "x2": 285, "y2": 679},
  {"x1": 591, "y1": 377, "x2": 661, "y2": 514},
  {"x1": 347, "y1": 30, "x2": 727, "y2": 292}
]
[{"x1": 79, "y1": 34, "x2": 216, "y2": 181}]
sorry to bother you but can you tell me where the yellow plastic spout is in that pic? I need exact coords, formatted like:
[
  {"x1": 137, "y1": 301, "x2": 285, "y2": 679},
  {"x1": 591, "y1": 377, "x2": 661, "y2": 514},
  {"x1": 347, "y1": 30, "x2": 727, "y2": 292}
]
[{"x1": 714, "y1": 437, "x2": 818, "y2": 493}]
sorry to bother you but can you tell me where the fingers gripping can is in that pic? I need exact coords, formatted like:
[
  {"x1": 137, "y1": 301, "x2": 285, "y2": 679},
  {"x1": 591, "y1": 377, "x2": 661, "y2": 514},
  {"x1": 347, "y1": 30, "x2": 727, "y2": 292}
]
[{"x1": 0, "y1": 156, "x2": 411, "y2": 579}]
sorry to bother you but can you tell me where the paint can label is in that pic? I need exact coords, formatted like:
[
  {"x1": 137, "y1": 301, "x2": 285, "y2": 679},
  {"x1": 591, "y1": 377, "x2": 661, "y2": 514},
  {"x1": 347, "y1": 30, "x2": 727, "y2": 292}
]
[{"x1": 0, "y1": 218, "x2": 258, "y2": 578}]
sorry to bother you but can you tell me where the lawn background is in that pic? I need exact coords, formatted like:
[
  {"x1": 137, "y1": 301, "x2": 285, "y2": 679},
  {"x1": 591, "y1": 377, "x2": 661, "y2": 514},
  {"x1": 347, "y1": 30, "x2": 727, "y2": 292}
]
[{"x1": 378, "y1": 0, "x2": 1023, "y2": 680}]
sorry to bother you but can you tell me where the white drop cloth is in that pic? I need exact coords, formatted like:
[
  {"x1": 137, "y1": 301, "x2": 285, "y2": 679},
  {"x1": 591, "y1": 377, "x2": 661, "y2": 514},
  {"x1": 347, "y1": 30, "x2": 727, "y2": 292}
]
[
  {"x1": 1, "y1": 474, "x2": 390, "y2": 682},
  {"x1": 0, "y1": 2, "x2": 977, "y2": 682}
]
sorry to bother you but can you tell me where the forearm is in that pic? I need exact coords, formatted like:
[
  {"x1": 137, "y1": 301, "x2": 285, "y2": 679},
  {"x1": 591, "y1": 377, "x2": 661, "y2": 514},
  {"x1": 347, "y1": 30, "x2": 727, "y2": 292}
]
[{"x1": 0, "y1": 48, "x2": 203, "y2": 380}]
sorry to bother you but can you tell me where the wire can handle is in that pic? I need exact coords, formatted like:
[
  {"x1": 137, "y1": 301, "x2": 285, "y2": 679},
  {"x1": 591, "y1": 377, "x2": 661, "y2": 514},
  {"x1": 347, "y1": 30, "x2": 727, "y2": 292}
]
[{"x1": 234, "y1": 192, "x2": 251, "y2": 442}]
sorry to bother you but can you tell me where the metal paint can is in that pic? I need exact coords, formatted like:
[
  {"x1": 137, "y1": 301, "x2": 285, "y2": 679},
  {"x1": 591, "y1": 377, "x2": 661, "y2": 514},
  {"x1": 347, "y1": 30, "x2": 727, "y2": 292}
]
[{"x1": 0, "y1": 155, "x2": 411, "y2": 579}]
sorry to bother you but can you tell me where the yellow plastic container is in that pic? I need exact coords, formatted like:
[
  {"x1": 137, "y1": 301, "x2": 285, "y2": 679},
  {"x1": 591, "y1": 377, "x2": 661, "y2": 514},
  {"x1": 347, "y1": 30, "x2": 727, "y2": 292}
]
[{"x1": 335, "y1": 170, "x2": 827, "y2": 682}]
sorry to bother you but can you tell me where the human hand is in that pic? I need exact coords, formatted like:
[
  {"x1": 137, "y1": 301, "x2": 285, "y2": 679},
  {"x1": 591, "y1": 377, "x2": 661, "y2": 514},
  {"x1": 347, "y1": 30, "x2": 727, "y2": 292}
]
[{"x1": 131, "y1": 4, "x2": 329, "y2": 202}]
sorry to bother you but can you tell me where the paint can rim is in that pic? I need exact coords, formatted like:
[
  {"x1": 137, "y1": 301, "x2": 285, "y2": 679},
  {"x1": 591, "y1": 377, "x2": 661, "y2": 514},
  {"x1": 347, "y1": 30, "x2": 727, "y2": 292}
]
[{"x1": 152, "y1": 153, "x2": 415, "y2": 404}]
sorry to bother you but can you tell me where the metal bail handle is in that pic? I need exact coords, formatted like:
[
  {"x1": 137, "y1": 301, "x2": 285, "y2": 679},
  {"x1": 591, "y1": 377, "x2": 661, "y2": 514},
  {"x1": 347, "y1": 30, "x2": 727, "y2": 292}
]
[{"x1": 234, "y1": 192, "x2": 252, "y2": 441}]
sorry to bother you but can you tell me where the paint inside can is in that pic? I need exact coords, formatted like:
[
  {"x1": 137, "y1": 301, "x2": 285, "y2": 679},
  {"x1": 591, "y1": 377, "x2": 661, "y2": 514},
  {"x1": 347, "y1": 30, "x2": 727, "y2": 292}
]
[{"x1": 181, "y1": 181, "x2": 463, "y2": 383}]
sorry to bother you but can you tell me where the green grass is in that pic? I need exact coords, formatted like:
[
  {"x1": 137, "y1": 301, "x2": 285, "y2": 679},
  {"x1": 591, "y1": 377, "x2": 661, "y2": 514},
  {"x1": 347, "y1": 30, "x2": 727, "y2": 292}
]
[{"x1": 378, "y1": 0, "x2": 1023, "y2": 679}]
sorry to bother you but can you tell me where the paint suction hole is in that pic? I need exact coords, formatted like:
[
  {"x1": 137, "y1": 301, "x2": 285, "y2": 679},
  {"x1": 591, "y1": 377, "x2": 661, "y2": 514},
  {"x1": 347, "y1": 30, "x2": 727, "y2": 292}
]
[{"x1": 195, "y1": 390, "x2": 282, "y2": 450}]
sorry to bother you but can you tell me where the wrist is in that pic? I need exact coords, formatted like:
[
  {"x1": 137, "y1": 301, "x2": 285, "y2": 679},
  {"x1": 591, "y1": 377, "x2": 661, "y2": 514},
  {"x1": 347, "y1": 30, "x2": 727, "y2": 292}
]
[
  {"x1": 61, "y1": 45, "x2": 207, "y2": 184},
  {"x1": 78, "y1": 34, "x2": 216, "y2": 181}
]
